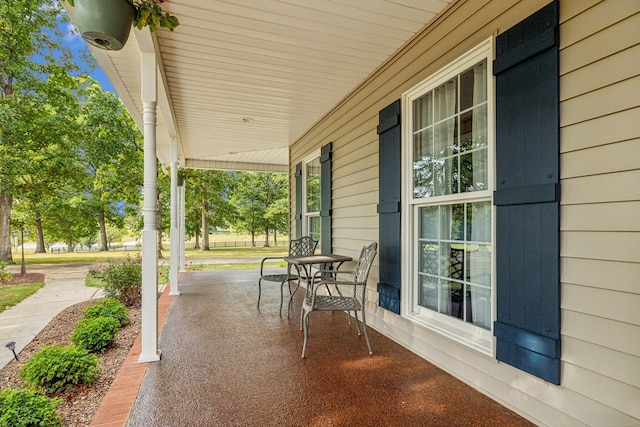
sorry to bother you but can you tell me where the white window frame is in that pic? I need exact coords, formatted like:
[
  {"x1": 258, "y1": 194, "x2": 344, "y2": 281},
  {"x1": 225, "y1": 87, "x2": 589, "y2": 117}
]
[
  {"x1": 401, "y1": 38, "x2": 496, "y2": 355},
  {"x1": 302, "y1": 150, "x2": 321, "y2": 245}
]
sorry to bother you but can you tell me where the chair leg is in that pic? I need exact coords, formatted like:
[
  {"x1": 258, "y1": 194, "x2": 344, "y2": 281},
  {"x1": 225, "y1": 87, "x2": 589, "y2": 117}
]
[
  {"x1": 301, "y1": 310, "x2": 310, "y2": 358},
  {"x1": 279, "y1": 279, "x2": 285, "y2": 315},
  {"x1": 361, "y1": 311, "x2": 373, "y2": 356},
  {"x1": 257, "y1": 278, "x2": 262, "y2": 308},
  {"x1": 353, "y1": 311, "x2": 362, "y2": 336}
]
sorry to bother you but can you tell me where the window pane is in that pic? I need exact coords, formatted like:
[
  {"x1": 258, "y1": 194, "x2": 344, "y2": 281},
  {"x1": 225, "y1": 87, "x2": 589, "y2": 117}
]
[
  {"x1": 440, "y1": 203, "x2": 465, "y2": 241},
  {"x1": 468, "y1": 284, "x2": 491, "y2": 329},
  {"x1": 306, "y1": 157, "x2": 321, "y2": 212},
  {"x1": 413, "y1": 92, "x2": 433, "y2": 130},
  {"x1": 467, "y1": 246, "x2": 491, "y2": 287},
  {"x1": 419, "y1": 206, "x2": 439, "y2": 239},
  {"x1": 433, "y1": 118, "x2": 457, "y2": 157},
  {"x1": 467, "y1": 201, "x2": 491, "y2": 243},
  {"x1": 416, "y1": 202, "x2": 491, "y2": 330},
  {"x1": 419, "y1": 241, "x2": 439, "y2": 275},
  {"x1": 434, "y1": 79, "x2": 457, "y2": 122},
  {"x1": 413, "y1": 131, "x2": 433, "y2": 198},
  {"x1": 411, "y1": 59, "x2": 487, "y2": 199},
  {"x1": 460, "y1": 60, "x2": 487, "y2": 111},
  {"x1": 419, "y1": 274, "x2": 438, "y2": 310},
  {"x1": 308, "y1": 216, "x2": 321, "y2": 245}
]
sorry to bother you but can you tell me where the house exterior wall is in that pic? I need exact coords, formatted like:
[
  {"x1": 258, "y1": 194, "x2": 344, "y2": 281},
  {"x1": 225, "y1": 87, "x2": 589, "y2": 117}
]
[{"x1": 289, "y1": 1, "x2": 640, "y2": 425}]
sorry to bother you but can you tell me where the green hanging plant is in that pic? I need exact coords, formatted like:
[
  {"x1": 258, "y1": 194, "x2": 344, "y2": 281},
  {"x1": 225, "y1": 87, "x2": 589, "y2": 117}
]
[{"x1": 68, "y1": 0, "x2": 180, "y2": 32}]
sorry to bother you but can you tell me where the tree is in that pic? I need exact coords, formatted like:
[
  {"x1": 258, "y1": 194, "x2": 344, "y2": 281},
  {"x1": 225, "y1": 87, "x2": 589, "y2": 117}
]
[
  {"x1": 75, "y1": 79, "x2": 143, "y2": 251},
  {"x1": 230, "y1": 172, "x2": 288, "y2": 247},
  {"x1": 182, "y1": 170, "x2": 234, "y2": 251},
  {"x1": 0, "y1": 0, "x2": 84, "y2": 262}
]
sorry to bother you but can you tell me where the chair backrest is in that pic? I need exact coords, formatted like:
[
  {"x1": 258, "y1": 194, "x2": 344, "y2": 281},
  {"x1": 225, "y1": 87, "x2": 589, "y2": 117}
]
[
  {"x1": 354, "y1": 242, "x2": 378, "y2": 284},
  {"x1": 289, "y1": 236, "x2": 318, "y2": 257}
]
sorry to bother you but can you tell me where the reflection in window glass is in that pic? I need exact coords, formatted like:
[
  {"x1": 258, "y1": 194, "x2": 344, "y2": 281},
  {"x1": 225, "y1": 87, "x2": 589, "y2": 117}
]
[
  {"x1": 306, "y1": 157, "x2": 321, "y2": 213},
  {"x1": 412, "y1": 60, "x2": 488, "y2": 198},
  {"x1": 417, "y1": 201, "x2": 492, "y2": 330}
]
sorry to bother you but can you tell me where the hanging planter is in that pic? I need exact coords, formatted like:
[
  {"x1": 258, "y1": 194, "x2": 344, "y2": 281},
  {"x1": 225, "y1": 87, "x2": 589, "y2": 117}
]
[
  {"x1": 73, "y1": 0, "x2": 136, "y2": 51},
  {"x1": 68, "y1": 0, "x2": 180, "y2": 51}
]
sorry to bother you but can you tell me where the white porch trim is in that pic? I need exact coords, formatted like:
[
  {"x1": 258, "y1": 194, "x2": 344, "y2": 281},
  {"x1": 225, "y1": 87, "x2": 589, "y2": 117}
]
[{"x1": 138, "y1": 51, "x2": 161, "y2": 363}]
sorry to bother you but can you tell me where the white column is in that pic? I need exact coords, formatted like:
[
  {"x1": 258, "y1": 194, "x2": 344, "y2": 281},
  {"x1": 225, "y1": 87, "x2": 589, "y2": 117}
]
[
  {"x1": 169, "y1": 139, "x2": 180, "y2": 295},
  {"x1": 179, "y1": 182, "x2": 187, "y2": 272},
  {"x1": 139, "y1": 52, "x2": 161, "y2": 363}
]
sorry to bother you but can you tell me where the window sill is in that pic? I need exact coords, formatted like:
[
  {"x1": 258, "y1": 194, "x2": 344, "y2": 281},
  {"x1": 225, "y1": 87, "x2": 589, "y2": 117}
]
[{"x1": 405, "y1": 312, "x2": 493, "y2": 356}]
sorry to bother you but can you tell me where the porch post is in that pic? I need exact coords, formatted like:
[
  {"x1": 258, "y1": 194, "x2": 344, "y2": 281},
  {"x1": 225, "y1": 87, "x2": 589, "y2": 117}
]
[
  {"x1": 139, "y1": 51, "x2": 161, "y2": 363},
  {"x1": 169, "y1": 139, "x2": 180, "y2": 295},
  {"x1": 179, "y1": 182, "x2": 186, "y2": 271}
]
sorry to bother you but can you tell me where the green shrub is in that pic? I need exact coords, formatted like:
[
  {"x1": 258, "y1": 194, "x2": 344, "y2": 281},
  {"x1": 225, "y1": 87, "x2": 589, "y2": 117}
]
[
  {"x1": 83, "y1": 298, "x2": 130, "y2": 327},
  {"x1": 18, "y1": 345, "x2": 99, "y2": 393},
  {"x1": 0, "y1": 262, "x2": 12, "y2": 282},
  {"x1": 71, "y1": 317, "x2": 120, "y2": 353},
  {"x1": 0, "y1": 387, "x2": 63, "y2": 427},
  {"x1": 98, "y1": 255, "x2": 142, "y2": 306}
]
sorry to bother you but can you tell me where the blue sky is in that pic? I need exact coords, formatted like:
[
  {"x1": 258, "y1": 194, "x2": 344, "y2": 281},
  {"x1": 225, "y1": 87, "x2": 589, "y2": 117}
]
[{"x1": 59, "y1": 12, "x2": 116, "y2": 93}]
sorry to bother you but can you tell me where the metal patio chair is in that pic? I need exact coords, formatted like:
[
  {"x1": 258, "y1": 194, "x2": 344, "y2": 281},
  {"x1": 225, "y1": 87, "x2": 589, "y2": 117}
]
[
  {"x1": 300, "y1": 242, "x2": 378, "y2": 358},
  {"x1": 258, "y1": 236, "x2": 318, "y2": 315}
]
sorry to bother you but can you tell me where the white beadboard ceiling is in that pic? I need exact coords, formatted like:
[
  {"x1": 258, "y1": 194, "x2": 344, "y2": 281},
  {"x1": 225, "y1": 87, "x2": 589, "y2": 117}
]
[{"x1": 70, "y1": 0, "x2": 453, "y2": 172}]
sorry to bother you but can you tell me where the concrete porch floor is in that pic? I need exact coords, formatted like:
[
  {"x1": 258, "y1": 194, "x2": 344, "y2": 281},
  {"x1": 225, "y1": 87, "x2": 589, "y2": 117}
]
[{"x1": 99, "y1": 269, "x2": 535, "y2": 426}]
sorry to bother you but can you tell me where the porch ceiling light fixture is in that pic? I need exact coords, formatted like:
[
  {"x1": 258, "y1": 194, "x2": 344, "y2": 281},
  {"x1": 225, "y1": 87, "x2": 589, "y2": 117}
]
[{"x1": 5, "y1": 341, "x2": 18, "y2": 361}]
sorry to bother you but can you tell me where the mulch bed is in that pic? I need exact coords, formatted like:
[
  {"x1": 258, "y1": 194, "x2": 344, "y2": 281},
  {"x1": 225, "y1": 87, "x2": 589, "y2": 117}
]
[{"x1": 1, "y1": 272, "x2": 46, "y2": 285}]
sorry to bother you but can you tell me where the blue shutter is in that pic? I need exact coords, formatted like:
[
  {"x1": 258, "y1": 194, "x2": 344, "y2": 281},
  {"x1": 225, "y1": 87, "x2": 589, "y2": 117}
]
[
  {"x1": 377, "y1": 100, "x2": 401, "y2": 314},
  {"x1": 295, "y1": 162, "x2": 302, "y2": 239},
  {"x1": 320, "y1": 143, "x2": 332, "y2": 253},
  {"x1": 493, "y1": 0, "x2": 561, "y2": 385}
]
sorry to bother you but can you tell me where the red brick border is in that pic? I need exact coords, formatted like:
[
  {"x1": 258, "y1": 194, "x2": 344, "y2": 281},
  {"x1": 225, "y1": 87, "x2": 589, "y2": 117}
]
[{"x1": 90, "y1": 285, "x2": 173, "y2": 426}]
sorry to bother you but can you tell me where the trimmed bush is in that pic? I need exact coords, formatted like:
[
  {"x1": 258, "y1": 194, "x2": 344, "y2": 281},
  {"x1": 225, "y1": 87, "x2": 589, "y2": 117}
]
[
  {"x1": 83, "y1": 298, "x2": 129, "y2": 327},
  {"x1": 19, "y1": 345, "x2": 99, "y2": 393},
  {"x1": 97, "y1": 255, "x2": 142, "y2": 306},
  {"x1": 0, "y1": 387, "x2": 63, "y2": 427},
  {"x1": 71, "y1": 317, "x2": 120, "y2": 353}
]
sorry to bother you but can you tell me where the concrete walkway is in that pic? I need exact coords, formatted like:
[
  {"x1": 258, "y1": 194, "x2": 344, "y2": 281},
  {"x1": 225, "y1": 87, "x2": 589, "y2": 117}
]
[{"x1": 0, "y1": 263, "x2": 103, "y2": 369}]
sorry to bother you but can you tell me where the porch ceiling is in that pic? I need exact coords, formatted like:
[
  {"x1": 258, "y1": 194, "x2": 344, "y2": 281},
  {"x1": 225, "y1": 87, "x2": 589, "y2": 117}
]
[{"x1": 69, "y1": 0, "x2": 454, "y2": 172}]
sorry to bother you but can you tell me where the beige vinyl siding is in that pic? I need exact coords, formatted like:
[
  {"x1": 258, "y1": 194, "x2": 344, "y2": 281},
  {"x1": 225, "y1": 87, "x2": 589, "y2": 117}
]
[
  {"x1": 289, "y1": 0, "x2": 640, "y2": 425},
  {"x1": 557, "y1": 0, "x2": 639, "y2": 422}
]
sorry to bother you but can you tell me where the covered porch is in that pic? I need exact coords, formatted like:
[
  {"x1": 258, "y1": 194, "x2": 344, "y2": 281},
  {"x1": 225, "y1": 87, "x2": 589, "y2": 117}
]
[{"x1": 92, "y1": 268, "x2": 532, "y2": 426}]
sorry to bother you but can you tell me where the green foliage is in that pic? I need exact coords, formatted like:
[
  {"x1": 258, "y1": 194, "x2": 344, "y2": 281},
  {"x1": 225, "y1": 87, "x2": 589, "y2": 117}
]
[
  {"x1": 83, "y1": 298, "x2": 129, "y2": 327},
  {"x1": 133, "y1": 0, "x2": 180, "y2": 31},
  {"x1": 96, "y1": 255, "x2": 142, "y2": 306},
  {"x1": 0, "y1": 387, "x2": 63, "y2": 427},
  {"x1": 18, "y1": 345, "x2": 99, "y2": 393},
  {"x1": 71, "y1": 317, "x2": 120, "y2": 353},
  {"x1": 0, "y1": 262, "x2": 12, "y2": 282}
]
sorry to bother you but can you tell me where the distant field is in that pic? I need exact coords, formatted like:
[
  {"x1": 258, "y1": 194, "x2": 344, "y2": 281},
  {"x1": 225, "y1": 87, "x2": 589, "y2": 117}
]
[{"x1": 10, "y1": 233, "x2": 289, "y2": 265}]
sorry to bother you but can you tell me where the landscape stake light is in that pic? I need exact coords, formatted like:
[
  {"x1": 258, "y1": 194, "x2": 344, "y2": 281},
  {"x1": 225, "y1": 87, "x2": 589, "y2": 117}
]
[{"x1": 5, "y1": 341, "x2": 18, "y2": 361}]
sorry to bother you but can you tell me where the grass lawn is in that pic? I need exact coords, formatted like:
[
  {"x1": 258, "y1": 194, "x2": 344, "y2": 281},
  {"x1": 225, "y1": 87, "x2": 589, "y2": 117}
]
[
  {"x1": 7, "y1": 238, "x2": 289, "y2": 303},
  {"x1": 16, "y1": 245, "x2": 288, "y2": 265},
  {"x1": 0, "y1": 282, "x2": 45, "y2": 314}
]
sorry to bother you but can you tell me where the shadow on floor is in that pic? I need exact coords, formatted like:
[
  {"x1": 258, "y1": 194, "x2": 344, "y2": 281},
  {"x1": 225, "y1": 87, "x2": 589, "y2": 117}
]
[{"x1": 127, "y1": 269, "x2": 533, "y2": 427}]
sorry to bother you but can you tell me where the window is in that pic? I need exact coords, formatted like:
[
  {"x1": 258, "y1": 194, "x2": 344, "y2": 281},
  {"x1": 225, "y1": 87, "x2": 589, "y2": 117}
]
[
  {"x1": 403, "y1": 40, "x2": 494, "y2": 352},
  {"x1": 304, "y1": 153, "x2": 321, "y2": 248}
]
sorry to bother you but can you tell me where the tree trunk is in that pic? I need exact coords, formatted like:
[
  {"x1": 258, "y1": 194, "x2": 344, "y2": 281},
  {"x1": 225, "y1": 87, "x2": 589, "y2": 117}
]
[
  {"x1": 34, "y1": 211, "x2": 47, "y2": 253},
  {"x1": 263, "y1": 227, "x2": 270, "y2": 247},
  {"x1": 201, "y1": 205, "x2": 210, "y2": 251},
  {"x1": 66, "y1": 236, "x2": 74, "y2": 253},
  {"x1": 99, "y1": 210, "x2": 109, "y2": 251},
  {"x1": 0, "y1": 191, "x2": 14, "y2": 263},
  {"x1": 251, "y1": 231, "x2": 255, "y2": 247},
  {"x1": 273, "y1": 230, "x2": 278, "y2": 246},
  {"x1": 194, "y1": 227, "x2": 200, "y2": 250}
]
